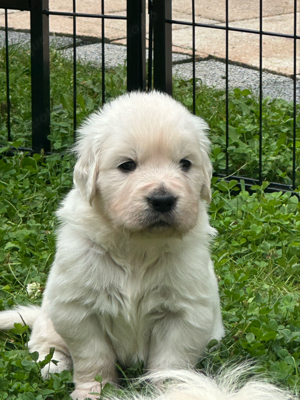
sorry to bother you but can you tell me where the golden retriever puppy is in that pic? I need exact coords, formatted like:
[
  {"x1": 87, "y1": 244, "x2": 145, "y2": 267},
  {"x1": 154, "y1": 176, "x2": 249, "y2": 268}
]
[
  {"x1": 0, "y1": 92, "x2": 224, "y2": 399},
  {"x1": 0, "y1": 92, "x2": 295, "y2": 400}
]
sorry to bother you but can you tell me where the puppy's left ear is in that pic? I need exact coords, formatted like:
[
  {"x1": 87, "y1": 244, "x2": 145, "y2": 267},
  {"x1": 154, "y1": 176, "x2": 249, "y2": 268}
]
[
  {"x1": 194, "y1": 116, "x2": 213, "y2": 204},
  {"x1": 73, "y1": 154, "x2": 99, "y2": 205},
  {"x1": 200, "y1": 152, "x2": 212, "y2": 204}
]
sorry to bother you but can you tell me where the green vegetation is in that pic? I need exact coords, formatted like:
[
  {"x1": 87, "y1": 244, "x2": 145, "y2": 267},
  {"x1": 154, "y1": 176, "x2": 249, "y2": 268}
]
[
  {"x1": 0, "y1": 44, "x2": 127, "y2": 152},
  {"x1": 0, "y1": 45, "x2": 299, "y2": 398}
]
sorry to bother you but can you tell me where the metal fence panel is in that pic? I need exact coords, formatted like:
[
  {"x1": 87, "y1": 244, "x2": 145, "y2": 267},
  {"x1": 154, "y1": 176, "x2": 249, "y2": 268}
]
[
  {"x1": 0, "y1": 0, "x2": 146, "y2": 153},
  {"x1": 150, "y1": 0, "x2": 298, "y2": 192},
  {"x1": 0, "y1": 0, "x2": 298, "y2": 192}
]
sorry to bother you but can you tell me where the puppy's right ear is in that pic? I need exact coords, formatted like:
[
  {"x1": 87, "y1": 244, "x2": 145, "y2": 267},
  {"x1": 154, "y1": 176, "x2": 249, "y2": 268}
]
[{"x1": 73, "y1": 154, "x2": 99, "y2": 206}]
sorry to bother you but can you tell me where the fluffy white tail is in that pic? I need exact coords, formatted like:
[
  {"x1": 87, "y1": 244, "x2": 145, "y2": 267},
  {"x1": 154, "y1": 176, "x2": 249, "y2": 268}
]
[
  {"x1": 121, "y1": 366, "x2": 297, "y2": 400},
  {"x1": 0, "y1": 305, "x2": 41, "y2": 330}
]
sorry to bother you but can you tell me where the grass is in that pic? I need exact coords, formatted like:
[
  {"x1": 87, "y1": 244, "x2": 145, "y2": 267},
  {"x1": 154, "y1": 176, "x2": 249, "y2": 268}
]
[{"x1": 0, "y1": 44, "x2": 300, "y2": 399}]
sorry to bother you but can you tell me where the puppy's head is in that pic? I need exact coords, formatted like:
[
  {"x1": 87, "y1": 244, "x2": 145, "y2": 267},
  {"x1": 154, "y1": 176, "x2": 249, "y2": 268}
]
[{"x1": 73, "y1": 91, "x2": 212, "y2": 236}]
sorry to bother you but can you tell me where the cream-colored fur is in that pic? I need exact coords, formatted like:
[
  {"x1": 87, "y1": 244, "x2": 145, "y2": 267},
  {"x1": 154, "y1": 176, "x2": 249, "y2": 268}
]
[
  {"x1": 0, "y1": 92, "x2": 292, "y2": 400},
  {"x1": 125, "y1": 366, "x2": 297, "y2": 400}
]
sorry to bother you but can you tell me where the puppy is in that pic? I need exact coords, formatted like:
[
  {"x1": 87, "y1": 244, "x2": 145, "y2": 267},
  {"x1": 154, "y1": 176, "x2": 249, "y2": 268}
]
[
  {"x1": 0, "y1": 91, "x2": 225, "y2": 399},
  {"x1": 0, "y1": 92, "x2": 295, "y2": 400}
]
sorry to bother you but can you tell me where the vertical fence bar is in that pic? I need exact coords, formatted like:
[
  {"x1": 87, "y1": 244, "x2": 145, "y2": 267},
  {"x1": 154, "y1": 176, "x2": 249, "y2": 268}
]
[
  {"x1": 4, "y1": 9, "x2": 11, "y2": 141},
  {"x1": 259, "y1": 0, "x2": 263, "y2": 184},
  {"x1": 225, "y1": 0, "x2": 229, "y2": 175},
  {"x1": 73, "y1": 0, "x2": 77, "y2": 138},
  {"x1": 30, "y1": 0, "x2": 51, "y2": 153},
  {"x1": 148, "y1": 0, "x2": 154, "y2": 91},
  {"x1": 101, "y1": 0, "x2": 105, "y2": 103},
  {"x1": 153, "y1": 0, "x2": 172, "y2": 94},
  {"x1": 127, "y1": 0, "x2": 146, "y2": 91},
  {"x1": 292, "y1": 0, "x2": 297, "y2": 189},
  {"x1": 192, "y1": 0, "x2": 196, "y2": 114}
]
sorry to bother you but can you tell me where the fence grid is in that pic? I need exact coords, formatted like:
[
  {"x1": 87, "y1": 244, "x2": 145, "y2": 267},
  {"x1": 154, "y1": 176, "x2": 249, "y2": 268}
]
[
  {"x1": 0, "y1": 0, "x2": 299, "y2": 193},
  {"x1": 149, "y1": 0, "x2": 298, "y2": 193}
]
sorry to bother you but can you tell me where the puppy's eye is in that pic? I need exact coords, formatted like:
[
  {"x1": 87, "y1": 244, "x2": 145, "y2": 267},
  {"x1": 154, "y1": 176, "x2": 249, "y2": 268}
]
[
  {"x1": 179, "y1": 159, "x2": 191, "y2": 172},
  {"x1": 118, "y1": 160, "x2": 137, "y2": 172}
]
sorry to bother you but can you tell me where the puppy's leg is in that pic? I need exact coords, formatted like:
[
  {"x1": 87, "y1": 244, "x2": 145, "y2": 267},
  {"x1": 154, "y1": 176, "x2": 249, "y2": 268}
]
[
  {"x1": 147, "y1": 314, "x2": 210, "y2": 373},
  {"x1": 50, "y1": 306, "x2": 117, "y2": 400},
  {"x1": 28, "y1": 305, "x2": 72, "y2": 378}
]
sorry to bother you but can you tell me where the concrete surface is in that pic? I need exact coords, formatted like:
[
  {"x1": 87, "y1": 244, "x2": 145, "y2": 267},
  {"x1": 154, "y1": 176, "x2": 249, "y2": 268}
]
[
  {"x1": 1, "y1": 27, "x2": 299, "y2": 103},
  {"x1": 0, "y1": 0, "x2": 299, "y2": 75}
]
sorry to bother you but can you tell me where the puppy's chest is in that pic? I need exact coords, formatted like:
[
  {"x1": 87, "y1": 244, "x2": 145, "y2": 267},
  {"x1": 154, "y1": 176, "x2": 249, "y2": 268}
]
[
  {"x1": 99, "y1": 267, "x2": 178, "y2": 325},
  {"x1": 109, "y1": 271, "x2": 169, "y2": 318},
  {"x1": 98, "y1": 251, "x2": 175, "y2": 317},
  {"x1": 101, "y1": 274, "x2": 177, "y2": 365}
]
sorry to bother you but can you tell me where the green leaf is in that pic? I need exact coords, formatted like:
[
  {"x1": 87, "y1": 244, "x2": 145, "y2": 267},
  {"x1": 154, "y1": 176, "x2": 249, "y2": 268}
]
[
  {"x1": 261, "y1": 331, "x2": 277, "y2": 342},
  {"x1": 10, "y1": 323, "x2": 29, "y2": 335},
  {"x1": 95, "y1": 374, "x2": 102, "y2": 383},
  {"x1": 29, "y1": 351, "x2": 39, "y2": 362},
  {"x1": 246, "y1": 333, "x2": 255, "y2": 343}
]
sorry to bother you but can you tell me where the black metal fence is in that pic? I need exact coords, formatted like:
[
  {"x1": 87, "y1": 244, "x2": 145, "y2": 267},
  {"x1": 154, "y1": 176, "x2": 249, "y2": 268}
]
[
  {"x1": 0, "y1": 0, "x2": 299, "y2": 192},
  {"x1": 151, "y1": 0, "x2": 299, "y2": 193},
  {"x1": 0, "y1": 0, "x2": 147, "y2": 153}
]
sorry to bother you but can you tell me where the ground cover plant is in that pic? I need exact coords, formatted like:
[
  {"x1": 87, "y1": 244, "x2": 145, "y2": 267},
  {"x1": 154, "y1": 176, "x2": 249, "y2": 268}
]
[{"x1": 0, "y1": 44, "x2": 299, "y2": 398}]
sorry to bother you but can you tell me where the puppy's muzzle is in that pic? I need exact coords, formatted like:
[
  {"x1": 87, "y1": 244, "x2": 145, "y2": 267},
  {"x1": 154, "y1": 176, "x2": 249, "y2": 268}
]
[{"x1": 147, "y1": 194, "x2": 177, "y2": 214}]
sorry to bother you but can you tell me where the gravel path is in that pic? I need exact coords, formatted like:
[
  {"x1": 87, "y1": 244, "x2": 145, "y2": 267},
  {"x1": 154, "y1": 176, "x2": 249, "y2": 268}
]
[
  {"x1": 1, "y1": 30, "x2": 298, "y2": 103},
  {"x1": 173, "y1": 60, "x2": 300, "y2": 103},
  {"x1": 0, "y1": 30, "x2": 84, "y2": 48}
]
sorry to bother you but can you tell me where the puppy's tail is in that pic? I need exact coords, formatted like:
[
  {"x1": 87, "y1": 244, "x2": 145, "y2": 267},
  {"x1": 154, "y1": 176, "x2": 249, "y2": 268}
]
[
  {"x1": 0, "y1": 305, "x2": 41, "y2": 330},
  {"x1": 119, "y1": 365, "x2": 297, "y2": 400}
]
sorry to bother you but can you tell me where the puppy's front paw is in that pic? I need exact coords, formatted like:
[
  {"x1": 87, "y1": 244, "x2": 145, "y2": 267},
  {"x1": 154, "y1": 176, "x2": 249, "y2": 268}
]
[
  {"x1": 71, "y1": 384, "x2": 101, "y2": 400},
  {"x1": 40, "y1": 351, "x2": 72, "y2": 379}
]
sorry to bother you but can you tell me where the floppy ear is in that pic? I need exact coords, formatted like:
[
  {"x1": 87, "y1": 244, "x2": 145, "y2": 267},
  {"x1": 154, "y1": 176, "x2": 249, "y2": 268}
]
[
  {"x1": 200, "y1": 156, "x2": 212, "y2": 204},
  {"x1": 73, "y1": 154, "x2": 99, "y2": 206},
  {"x1": 193, "y1": 116, "x2": 213, "y2": 204},
  {"x1": 72, "y1": 110, "x2": 106, "y2": 205}
]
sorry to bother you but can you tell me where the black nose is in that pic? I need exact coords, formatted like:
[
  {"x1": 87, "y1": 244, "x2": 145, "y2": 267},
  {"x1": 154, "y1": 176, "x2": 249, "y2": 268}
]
[{"x1": 147, "y1": 194, "x2": 177, "y2": 214}]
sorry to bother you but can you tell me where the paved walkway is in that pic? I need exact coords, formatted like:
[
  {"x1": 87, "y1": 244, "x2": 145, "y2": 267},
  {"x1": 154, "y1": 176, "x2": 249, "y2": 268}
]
[{"x1": 0, "y1": 0, "x2": 299, "y2": 76}]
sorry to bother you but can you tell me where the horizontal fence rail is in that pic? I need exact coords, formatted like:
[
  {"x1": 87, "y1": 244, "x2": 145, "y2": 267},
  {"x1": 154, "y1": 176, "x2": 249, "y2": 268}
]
[{"x1": 0, "y1": 0, "x2": 299, "y2": 193}]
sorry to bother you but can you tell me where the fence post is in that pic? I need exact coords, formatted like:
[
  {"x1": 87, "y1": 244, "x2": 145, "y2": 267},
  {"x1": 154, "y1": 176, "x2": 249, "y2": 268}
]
[
  {"x1": 152, "y1": 0, "x2": 172, "y2": 94},
  {"x1": 127, "y1": 0, "x2": 146, "y2": 91},
  {"x1": 30, "y1": 0, "x2": 51, "y2": 153}
]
